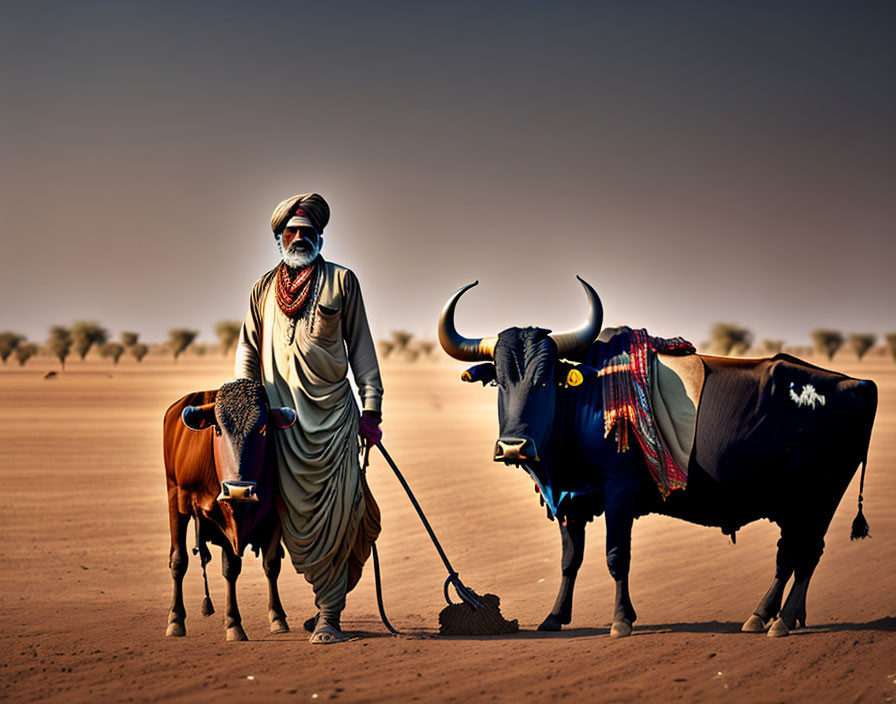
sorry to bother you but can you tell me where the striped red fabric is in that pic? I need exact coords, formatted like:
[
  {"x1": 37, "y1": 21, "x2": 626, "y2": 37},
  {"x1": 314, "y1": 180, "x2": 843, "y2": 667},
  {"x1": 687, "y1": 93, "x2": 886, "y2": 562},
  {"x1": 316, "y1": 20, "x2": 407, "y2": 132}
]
[{"x1": 600, "y1": 327, "x2": 696, "y2": 498}]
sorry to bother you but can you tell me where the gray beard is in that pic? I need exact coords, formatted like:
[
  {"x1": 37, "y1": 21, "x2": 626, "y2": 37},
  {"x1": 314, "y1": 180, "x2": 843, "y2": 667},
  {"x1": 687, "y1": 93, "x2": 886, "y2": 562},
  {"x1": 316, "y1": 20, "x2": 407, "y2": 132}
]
[{"x1": 282, "y1": 241, "x2": 320, "y2": 269}]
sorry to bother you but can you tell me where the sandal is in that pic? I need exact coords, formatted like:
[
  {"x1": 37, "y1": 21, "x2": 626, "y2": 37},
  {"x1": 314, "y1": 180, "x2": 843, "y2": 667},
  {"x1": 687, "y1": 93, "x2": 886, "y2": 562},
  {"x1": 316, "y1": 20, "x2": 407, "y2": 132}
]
[{"x1": 310, "y1": 622, "x2": 351, "y2": 645}]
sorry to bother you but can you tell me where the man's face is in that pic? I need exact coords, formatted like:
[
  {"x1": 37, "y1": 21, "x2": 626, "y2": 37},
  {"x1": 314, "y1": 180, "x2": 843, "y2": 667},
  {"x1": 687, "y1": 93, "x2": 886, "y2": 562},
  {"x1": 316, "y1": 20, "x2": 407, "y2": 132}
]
[
  {"x1": 281, "y1": 226, "x2": 322, "y2": 268},
  {"x1": 282, "y1": 226, "x2": 319, "y2": 251}
]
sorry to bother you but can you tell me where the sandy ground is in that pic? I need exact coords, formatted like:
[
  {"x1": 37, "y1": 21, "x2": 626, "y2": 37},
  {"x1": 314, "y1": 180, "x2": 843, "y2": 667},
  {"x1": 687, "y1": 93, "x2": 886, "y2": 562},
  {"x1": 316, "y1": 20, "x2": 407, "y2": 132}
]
[{"x1": 1, "y1": 353, "x2": 894, "y2": 703}]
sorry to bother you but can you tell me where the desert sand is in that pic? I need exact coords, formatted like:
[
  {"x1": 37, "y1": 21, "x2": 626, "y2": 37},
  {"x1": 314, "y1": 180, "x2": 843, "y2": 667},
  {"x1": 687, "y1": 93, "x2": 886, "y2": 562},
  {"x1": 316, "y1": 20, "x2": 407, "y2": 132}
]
[{"x1": 1, "y1": 353, "x2": 894, "y2": 703}]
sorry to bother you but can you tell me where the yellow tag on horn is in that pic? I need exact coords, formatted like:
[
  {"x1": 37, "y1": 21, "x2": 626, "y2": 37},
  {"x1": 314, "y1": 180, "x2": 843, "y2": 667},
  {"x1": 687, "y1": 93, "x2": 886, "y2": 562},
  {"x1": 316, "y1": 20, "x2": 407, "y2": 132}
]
[{"x1": 567, "y1": 369, "x2": 584, "y2": 387}]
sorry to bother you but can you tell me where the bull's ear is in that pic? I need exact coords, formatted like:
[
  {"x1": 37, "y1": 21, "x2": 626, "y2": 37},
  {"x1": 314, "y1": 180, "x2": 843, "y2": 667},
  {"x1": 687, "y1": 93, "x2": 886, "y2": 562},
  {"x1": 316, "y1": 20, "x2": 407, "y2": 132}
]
[
  {"x1": 461, "y1": 363, "x2": 496, "y2": 386},
  {"x1": 182, "y1": 403, "x2": 217, "y2": 430},
  {"x1": 269, "y1": 407, "x2": 297, "y2": 429}
]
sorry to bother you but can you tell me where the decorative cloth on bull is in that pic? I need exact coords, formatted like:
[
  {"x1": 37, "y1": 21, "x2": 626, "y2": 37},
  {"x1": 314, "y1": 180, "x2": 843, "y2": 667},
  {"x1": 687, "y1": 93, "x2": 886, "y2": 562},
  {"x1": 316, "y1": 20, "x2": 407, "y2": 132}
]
[
  {"x1": 270, "y1": 193, "x2": 331, "y2": 236},
  {"x1": 234, "y1": 257, "x2": 383, "y2": 622},
  {"x1": 599, "y1": 327, "x2": 696, "y2": 498}
]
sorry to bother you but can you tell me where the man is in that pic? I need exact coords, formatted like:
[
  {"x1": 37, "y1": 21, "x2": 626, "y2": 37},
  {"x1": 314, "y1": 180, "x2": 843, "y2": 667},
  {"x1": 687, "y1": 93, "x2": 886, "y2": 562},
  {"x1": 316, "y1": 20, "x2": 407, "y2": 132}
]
[{"x1": 234, "y1": 193, "x2": 384, "y2": 644}]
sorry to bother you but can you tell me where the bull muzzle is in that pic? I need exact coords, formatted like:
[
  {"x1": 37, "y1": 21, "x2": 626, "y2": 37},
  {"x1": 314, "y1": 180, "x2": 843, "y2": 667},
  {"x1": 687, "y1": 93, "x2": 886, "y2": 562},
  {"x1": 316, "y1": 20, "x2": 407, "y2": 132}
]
[
  {"x1": 494, "y1": 437, "x2": 539, "y2": 463},
  {"x1": 216, "y1": 480, "x2": 259, "y2": 502}
]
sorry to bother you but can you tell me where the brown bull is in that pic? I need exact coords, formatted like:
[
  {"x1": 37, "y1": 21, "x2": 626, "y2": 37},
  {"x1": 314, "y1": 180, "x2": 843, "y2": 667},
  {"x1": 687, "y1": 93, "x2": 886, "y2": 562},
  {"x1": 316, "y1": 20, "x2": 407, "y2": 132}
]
[{"x1": 164, "y1": 378, "x2": 296, "y2": 641}]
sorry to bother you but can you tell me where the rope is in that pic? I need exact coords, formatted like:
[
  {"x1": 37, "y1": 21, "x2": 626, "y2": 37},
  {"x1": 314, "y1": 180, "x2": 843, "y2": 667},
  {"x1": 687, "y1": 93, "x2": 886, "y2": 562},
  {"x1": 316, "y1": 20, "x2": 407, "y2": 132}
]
[
  {"x1": 362, "y1": 442, "x2": 398, "y2": 635},
  {"x1": 371, "y1": 542, "x2": 399, "y2": 635}
]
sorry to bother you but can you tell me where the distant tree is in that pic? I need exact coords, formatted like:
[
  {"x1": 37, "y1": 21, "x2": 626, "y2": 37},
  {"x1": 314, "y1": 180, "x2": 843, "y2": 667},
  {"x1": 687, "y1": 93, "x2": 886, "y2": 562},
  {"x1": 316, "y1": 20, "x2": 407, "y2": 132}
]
[
  {"x1": 848, "y1": 333, "x2": 876, "y2": 361},
  {"x1": 390, "y1": 330, "x2": 414, "y2": 353},
  {"x1": 759, "y1": 339, "x2": 784, "y2": 355},
  {"x1": 417, "y1": 340, "x2": 435, "y2": 357},
  {"x1": 15, "y1": 342, "x2": 38, "y2": 366},
  {"x1": 810, "y1": 329, "x2": 844, "y2": 360},
  {"x1": 214, "y1": 320, "x2": 242, "y2": 355},
  {"x1": 376, "y1": 340, "x2": 395, "y2": 359},
  {"x1": 193, "y1": 343, "x2": 209, "y2": 357},
  {"x1": 168, "y1": 329, "x2": 198, "y2": 362},
  {"x1": 100, "y1": 342, "x2": 125, "y2": 364},
  {"x1": 885, "y1": 333, "x2": 896, "y2": 362},
  {"x1": 131, "y1": 343, "x2": 149, "y2": 362},
  {"x1": 709, "y1": 323, "x2": 752, "y2": 356},
  {"x1": 47, "y1": 326, "x2": 72, "y2": 371},
  {"x1": 121, "y1": 331, "x2": 139, "y2": 348},
  {"x1": 0, "y1": 332, "x2": 24, "y2": 364},
  {"x1": 71, "y1": 320, "x2": 108, "y2": 360},
  {"x1": 403, "y1": 348, "x2": 420, "y2": 362}
]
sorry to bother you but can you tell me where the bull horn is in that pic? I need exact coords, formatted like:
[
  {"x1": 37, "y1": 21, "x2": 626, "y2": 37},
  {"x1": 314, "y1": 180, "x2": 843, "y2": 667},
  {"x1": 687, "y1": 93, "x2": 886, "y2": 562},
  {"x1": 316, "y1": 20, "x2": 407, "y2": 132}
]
[
  {"x1": 438, "y1": 281, "x2": 498, "y2": 361},
  {"x1": 549, "y1": 276, "x2": 603, "y2": 359}
]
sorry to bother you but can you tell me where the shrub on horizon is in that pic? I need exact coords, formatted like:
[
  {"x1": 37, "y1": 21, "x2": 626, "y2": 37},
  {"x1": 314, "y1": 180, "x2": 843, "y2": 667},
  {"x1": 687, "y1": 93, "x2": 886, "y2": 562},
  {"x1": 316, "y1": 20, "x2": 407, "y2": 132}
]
[
  {"x1": 885, "y1": 333, "x2": 896, "y2": 362},
  {"x1": 15, "y1": 342, "x2": 38, "y2": 366},
  {"x1": 376, "y1": 340, "x2": 395, "y2": 359},
  {"x1": 131, "y1": 343, "x2": 149, "y2": 362},
  {"x1": 0, "y1": 331, "x2": 24, "y2": 363},
  {"x1": 759, "y1": 339, "x2": 784, "y2": 355},
  {"x1": 848, "y1": 333, "x2": 876, "y2": 362},
  {"x1": 214, "y1": 321, "x2": 242, "y2": 356},
  {"x1": 121, "y1": 331, "x2": 139, "y2": 347},
  {"x1": 390, "y1": 330, "x2": 413, "y2": 353},
  {"x1": 709, "y1": 323, "x2": 752, "y2": 356},
  {"x1": 47, "y1": 326, "x2": 72, "y2": 371},
  {"x1": 101, "y1": 342, "x2": 125, "y2": 364},
  {"x1": 71, "y1": 321, "x2": 109, "y2": 360},
  {"x1": 168, "y1": 329, "x2": 198, "y2": 362},
  {"x1": 810, "y1": 329, "x2": 844, "y2": 360}
]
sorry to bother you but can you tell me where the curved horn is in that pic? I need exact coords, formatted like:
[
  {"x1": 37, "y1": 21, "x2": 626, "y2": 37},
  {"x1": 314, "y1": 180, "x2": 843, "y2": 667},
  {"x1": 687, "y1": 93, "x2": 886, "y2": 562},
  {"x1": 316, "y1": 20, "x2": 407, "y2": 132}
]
[
  {"x1": 549, "y1": 276, "x2": 603, "y2": 359},
  {"x1": 437, "y1": 281, "x2": 498, "y2": 361}
]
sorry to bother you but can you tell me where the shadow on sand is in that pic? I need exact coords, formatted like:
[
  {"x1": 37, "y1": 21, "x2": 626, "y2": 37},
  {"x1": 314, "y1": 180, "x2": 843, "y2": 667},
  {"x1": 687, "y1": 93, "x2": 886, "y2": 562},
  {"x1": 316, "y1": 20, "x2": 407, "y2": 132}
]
[
  {"x1": 335, "y1": 616, "x2": 896, "y2": 641},
  {"x1": 638, "y1": 615, "x2": 896, "y2": 636}
]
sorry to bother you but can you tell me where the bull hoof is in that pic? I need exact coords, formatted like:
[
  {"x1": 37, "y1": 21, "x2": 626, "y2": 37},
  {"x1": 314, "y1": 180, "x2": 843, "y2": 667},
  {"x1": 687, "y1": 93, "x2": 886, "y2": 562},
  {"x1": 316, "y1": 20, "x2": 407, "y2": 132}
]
[
  {"x1": 165, "y1": 621, "x2": 186, "y2": 637},
  {"x1": 741, "y1": 614, "x2": 768, "y2": 633},
  {"x1": 767, "y1": 617, "x2": 789, "y2": 638},
  {"x1": 226, "y1": 625, "x2": 249, "y2": 642},
  {"x1": 270, "y1": 617, "x2": 290, "y2": 634},
  {"x1": 610, "y1": 618, "x2": 633, "y2": 638},
  {"x1": 537, "y1": 615, "x2": 564, "y2": 631}
]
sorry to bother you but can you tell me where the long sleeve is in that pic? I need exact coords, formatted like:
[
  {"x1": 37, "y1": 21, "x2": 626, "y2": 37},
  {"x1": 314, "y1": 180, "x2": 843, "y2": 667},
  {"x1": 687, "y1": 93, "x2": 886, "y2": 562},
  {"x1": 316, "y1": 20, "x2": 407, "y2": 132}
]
[
  {"x1": 341, "y1": 269, "x2": 383, "y2": 413},
  {"x1": 233, "y1": 270, "x2": 275, "y2": 381}
]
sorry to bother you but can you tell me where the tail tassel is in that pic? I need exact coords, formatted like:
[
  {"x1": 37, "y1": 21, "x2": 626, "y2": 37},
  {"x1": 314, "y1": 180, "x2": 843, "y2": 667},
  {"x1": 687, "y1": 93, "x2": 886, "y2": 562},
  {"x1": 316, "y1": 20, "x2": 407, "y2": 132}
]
[
  {"x1": 850, "y1": 500, "x2": 870, "y2": 541},
  {"x1": 201, "y1": 596, "x2": 215, "y2": 617}
]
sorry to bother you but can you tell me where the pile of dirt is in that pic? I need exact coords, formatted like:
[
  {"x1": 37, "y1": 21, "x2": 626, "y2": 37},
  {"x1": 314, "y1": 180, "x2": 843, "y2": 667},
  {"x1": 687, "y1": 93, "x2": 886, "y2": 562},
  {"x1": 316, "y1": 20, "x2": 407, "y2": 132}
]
[{"x1": 438, "y1": 593, "x2": 518, "y2": 636}]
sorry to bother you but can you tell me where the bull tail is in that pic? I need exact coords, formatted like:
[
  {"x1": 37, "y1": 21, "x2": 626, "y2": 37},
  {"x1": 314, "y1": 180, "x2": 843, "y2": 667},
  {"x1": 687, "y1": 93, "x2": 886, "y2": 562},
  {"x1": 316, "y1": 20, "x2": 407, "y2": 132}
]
[
  {"x1": 850, "y1": 457, "x2": 869, "y2": 540},
  {"x1": 193, "y1": 512, "x2": 216, "y2": 615},
  {"x1": 850, "y1": 379, "x2": 877, "y2": 541}
]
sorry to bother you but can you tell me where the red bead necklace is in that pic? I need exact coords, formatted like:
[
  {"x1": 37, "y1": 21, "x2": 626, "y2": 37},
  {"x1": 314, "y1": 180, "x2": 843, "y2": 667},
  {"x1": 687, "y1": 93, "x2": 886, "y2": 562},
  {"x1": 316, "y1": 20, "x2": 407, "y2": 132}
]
[{"x1": 276, "y1": 259, "x2": 319, "y2": 317}]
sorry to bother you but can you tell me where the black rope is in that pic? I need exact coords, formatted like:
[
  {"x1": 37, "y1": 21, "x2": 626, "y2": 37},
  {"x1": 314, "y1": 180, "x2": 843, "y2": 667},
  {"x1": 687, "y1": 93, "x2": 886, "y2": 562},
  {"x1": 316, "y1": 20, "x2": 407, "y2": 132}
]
[
  {"x1": 371, "y1": 542, "x2": 399, "y2": 635},
  {"x1": 361, "y1": 441, "x2": 399, "y2": 636}
]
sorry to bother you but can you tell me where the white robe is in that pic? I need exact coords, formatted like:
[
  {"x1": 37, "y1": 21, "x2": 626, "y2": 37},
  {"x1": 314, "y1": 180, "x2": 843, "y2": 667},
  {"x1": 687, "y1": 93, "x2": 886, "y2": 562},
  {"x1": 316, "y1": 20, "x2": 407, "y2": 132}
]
[{"x1": 234, "y1": 259, "x2": 382, "y2": 614}]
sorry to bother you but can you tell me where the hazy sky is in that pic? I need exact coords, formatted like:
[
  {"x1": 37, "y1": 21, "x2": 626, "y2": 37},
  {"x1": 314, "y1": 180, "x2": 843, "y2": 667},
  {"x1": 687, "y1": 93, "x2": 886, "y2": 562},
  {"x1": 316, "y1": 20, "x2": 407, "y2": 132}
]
[{"x1": 2, "y1": 1, "x2": 894, "y2": 348}]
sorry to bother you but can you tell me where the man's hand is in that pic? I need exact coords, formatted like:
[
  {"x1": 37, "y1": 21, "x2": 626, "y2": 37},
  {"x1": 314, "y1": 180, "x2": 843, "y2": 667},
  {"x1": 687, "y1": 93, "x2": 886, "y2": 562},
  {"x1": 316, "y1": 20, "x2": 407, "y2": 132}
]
[{"x1": 359, "y1": 410, "x2": 383, "y2": 446}]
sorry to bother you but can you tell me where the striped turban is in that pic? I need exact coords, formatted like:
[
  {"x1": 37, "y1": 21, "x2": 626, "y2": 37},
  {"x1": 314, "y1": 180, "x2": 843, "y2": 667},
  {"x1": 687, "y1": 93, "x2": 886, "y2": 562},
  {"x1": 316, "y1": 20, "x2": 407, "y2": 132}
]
[{"x1": 270, "y1": 193, "x2": 330, "y2": 237}]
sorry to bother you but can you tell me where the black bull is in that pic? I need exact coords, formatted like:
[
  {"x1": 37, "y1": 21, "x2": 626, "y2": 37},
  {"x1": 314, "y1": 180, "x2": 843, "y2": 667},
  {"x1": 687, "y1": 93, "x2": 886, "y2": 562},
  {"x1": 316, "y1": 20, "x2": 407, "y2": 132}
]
[{"x1": 439, "y1": 279, "x2": 877, "y2": 638}]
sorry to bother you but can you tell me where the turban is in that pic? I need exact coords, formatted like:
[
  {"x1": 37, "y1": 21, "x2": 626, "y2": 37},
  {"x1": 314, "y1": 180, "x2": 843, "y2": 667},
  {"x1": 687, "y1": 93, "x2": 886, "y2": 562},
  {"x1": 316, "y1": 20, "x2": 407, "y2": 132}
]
[{"x1": 270, "y1": 193, "x2": 330, "y2": 237}]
